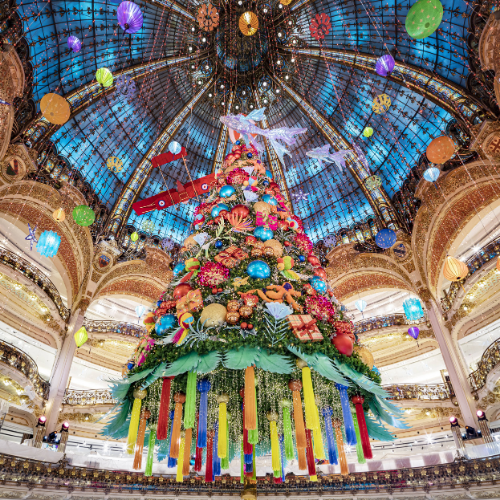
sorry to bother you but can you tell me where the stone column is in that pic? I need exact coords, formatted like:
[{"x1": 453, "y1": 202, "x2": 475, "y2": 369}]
[
  {"x1": 44, "y1": 310, "x2": 84, "y2": 433},
  {"x1": 427, "y1": 299, "x2": 478, "y2": 428}
]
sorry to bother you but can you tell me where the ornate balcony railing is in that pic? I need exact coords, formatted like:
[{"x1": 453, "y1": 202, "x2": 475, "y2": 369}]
[
  {"x1": 0, "y1": 452, "x2": 499, "y2": 493},
  {"x1": 0, "y1": 247, "x2": 70, "y2": 321},
  {"x1": 468, "y1": 339, "x2": 500, "y2": 393},
  {"x1": 383, "y1": 383, "x2": 452, "y2": 401},
  {"x1": 354, "y1": 313, "x2": 408, "y2": 334},
  {"x1": 83, "y1": 319, "x2": 146, "y2": 338},
  {"x1": 0, "y1": 340, "x2": 49, "y2": 399},
  {"x1": 62, "y1": 389, "x2": 116, "y2": 406},
  {"x1": 441, "y1": 237, "x2": 500, "y2": 312}
]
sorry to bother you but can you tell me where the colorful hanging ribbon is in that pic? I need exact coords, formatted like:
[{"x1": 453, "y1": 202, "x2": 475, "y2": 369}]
[
  {"x1": 197, "y1": 378, "x2": 211, "y2": 448},
  {"x1": 335, "y1": 383, "x2": 357, "y2": 446}
]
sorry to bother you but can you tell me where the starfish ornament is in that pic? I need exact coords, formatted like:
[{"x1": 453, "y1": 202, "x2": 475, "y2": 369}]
[
  {"x1": 292, "y1": 189, "x2": 309, "y2": 202},
  {"x1": 25, "y1": 224, "x2": 38, "y2": 250}
]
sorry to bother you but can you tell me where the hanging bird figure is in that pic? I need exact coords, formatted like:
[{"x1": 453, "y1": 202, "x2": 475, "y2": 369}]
[{"x1": 277, "y1": 256, "x2": 300, "y2": 281}]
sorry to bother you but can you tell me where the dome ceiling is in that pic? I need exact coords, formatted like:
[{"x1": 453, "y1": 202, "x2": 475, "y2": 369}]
[{"x1": 13, "y1": 0, "x2": 485, "y2": 244}]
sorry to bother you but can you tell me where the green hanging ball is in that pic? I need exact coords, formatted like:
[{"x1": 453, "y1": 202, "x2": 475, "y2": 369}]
[
  {"x1": 363, "y1": 127, "x2": 374, "y2": 138},
  {"x1": 72, "y1": 205, "x2": 95, "y2": 227},
  {"x1": 131, "y1": 231, "x2": 139, "y2": 242},
  {"x1": 405, "y1": 0, "x2": 443, "y2": 39},
  {"x1": 96, "y1": 67, "x2": 113, "y2": 87}
]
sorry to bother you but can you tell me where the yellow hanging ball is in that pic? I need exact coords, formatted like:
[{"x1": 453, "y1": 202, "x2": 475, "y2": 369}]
[
  {"x1": 74, "y1": 326, "x2": 88, "y2": 348},
  {"x1": 52, "y1": 208, "x2": 66, "y2": 222},
  {"x1": 40, "y1": 93, "x2": 71, "y2": 125},
  {"x1": 200, "y1": 304, "x2": 227, "y2": 327},
  {"x1": 363, "y1": 127, "x2": 374, "y2": 138},
  {"x1": 130, "y1": 232, "x2": 139, "y2": 242}
]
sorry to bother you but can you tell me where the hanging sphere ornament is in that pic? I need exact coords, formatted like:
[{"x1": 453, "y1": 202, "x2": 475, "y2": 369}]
[
  {"x1": 219, "y1": 185, "x2": 236, "y2": 198},
  {"x1": 262, "y1": 194, "x2": 278, "y2": 206},
  {"x1": 215, "y1": 240, "x2": 223, "y2": 249},
  {"x1": 408, "y1": 326, "x2": 420, "y2": 340},
  {"x1": 363, "y1": 126, "x2": 374, "y2": 138},
  {"x1": 130, "y1": 231, "x2": 139, "y2": 242},
  {"x1": 405, "y1": 0, "x2": 443, "y2": 39},
  {"x1": 52, "y1": 208, "x2": 65, "y2": 222},
  {"x1": 253, "y1": 226, "x2": 274, "y2": 242},
  {"x1": 173, "y1": 262, "x2": 185, "y2": 276},
  {"x1": 423, "y1": 167, "x2": 440, "y2": 182},
  {"x1": 74, "y1": 327, "x2": 88, "y2": 348},
  {"x1": 375, "y1": 54, "x2": 395, "y2": 76},
  {"x1": 426, "y1": 136, "x2": 455, "y2": 164},
  {"x1": 200, "y1": 304, "x2": 227, "y2": 326},
  {"x1": 173, "y1": 283, "x2": 193, "y2": 300},
  {"x1": 156, "y1": 314, "x2": 176, "y2": 335},
  {"x1": 364, "y1": 175, "x2": 382, "y2": 191},
  {"x1": 246, "y1": 260, "x2": 271, "y2": 279},
  {"x1": 96, "y1": 67, "x2": 113, "y2": 87},
  {"x1": 36, "y1": 230, "x2": 61, "y2": 258},
  {"x1": 355, "y1": 299, "x2": 367, "y2": 313},
  {"x1": 375, "y1": 228, "x2": 397, "y2": 249},
  {"x1": 40, "y1": 93, "x2": 71, "y2": 125},
  {"x1": 168, "y1": 141, "x2": 182, "y2": 155},
  {"x1": 239, "y1": 11, "x2": 259, "y2": 36},
  {"x1": 72, "y1": 205, "x2": 95, "y2": 227},
  {"x1": 443, "y1": 256, "x2": 468, "y2": 282},
  {"x1": 117, "y1": 1, "x2": 144, "y2": 34},
  {"x1": 310, "y1": 276, "x2": 327, "y2": 294},
  {"x1": 231, "y1": 204, "x2": 250, "y2": 218},
  {"x1": 67, "y1": 36, "x2": 82, "y2": 52},
  {"x1": 211, "y1": 203, "x2": 230, "y2": 217}
]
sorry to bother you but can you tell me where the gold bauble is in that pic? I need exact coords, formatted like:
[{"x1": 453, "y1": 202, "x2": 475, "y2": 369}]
[
  {"x1": 239, "y1": 305, "x2": 253, "y2": 318},
  {"x1": 253, "y1": 201, "x2": 272, "y2": 216},
  {"x1": 353, "y1": 345, "x2": 374, "y2": 370},
  {"x1": 227, "y1": 300, "x2": 241, "y2": 312},
  {"x1": 133, "y1": 388, "x2": 147, "y2": 400},
  {"x1": 40, "y1": 93, "x2": 71, "y2": 125},
  {"x1": 226, "y1": 311, "x2": 240, "y2": 325},
  {"x1": 251, "y1": 248, "x2": 263, "y2": 257},
  {"x1": 264, "y1": 247, "x2": 275, "y2": 257},
  {"x1": 183, "y1": 234, "x2": 198, "y2": 249},
  {"x1": 264, "y1": 239, "x2": 283, "y2": 258},
  {"x1": 200, "y1": 303, "x2": 227, "y2": 327},
  {"x1": 239, "y1": 11, "x2": 258, "y2": 36},
  {"x1": 52, "y1": 208, "x2": 65, "y2": 222}
]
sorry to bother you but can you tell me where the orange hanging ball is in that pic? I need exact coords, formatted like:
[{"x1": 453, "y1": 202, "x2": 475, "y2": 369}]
[
  {"x1": 426, "y1": 136, "x2": 455, "y2": 164},
  {"x1": 40, "y1": 93, "x2": 71, "y2": 125}
]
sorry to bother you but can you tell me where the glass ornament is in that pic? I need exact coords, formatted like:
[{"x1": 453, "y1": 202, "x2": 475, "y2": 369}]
[
  {"x1": 246, "y1": 260, "x2": 271, "y2": 279},
  {"x1": 40, "y1": 93, "x2": 71, "y2": 125},
  {"x1": 408, "y1": 326, "x2": 420, "y2": 339},
  {"x1": 239, "y1": 11, "x2": 259, "y2": 36},
  {"x1": 355, "y1": 300, "x2": 367, "y2": 312},
  {"x1": 67, "y1": 36, "x2": 81, "y2": 52},
  {"x1": 130, "y1": 232, "x2": 139, "y2": 242},
  {"x1": 96, "y1": 68, "x2": 113, "y2": 87},
  {"x1": 423, "y1": 167, "x2": 440, "y2": 182},
  {"x1": 375, "y1": 54, "x2": 395, "y2": 76},
  {"x1": 426, "y1": 136, "x2": 455, "y2": 164},
  {"x1": 443, "y1": 256, "x2": 468, "y2": 282},
  {"x1": 403, "y1": 297, "x2": 424, "y2": 321},
  {"x1": 135, "y1": 305, "x2": 146, "y2": 318},
  {"x1": 52, "y1": 208, "x2": 65, "y2": 222},
  {"x1": 36, "y1": 230, "x2": 61, "y2": 257},
  {"x1": 375, "y1": 228, "x2": 397, "y2": 249},
  {"x1": 117, "y1": 1, "x2": 144, "y2": 34},
  {"x1": 168, "y1": 141, "x2": 182, "y2": 155}
]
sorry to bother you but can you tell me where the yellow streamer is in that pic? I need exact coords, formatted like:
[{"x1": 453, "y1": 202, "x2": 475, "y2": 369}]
[
  {"x1": 313, "y1": 405, "x2": 325, "y2": 459},
  {"x1": 301, "y1": 367, "x2": 319, "y2": 431},
  {"x1": 218, "y1": 402, "x2": 227, "y2": 458},
  {"x1": 270, "y1": 421, "x2": 281, "y2": 473},
  {"x1": 176, "y1": 435, "x2": 185, "y2": 482},
  {"x1": 126, "y1": 398, "x2": 142, "y2": 455},
  {"x1": 244, "y1": 366, "x2": 256, "y2": 430}
]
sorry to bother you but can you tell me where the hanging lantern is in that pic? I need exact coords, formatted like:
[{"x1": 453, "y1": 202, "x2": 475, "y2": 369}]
[
  {"x1": 52, "y1": 208, "x2": 66, "y2": 222},
  {"x1": 426, "y1": 136, "x2": 455, "y2": 164},
  {"x1": 363, "y1": 126, "x2": 374, "y2": 138},
  {"x1": 40, "y1": 93, "x2": 71, "y2": 125},
  {"x1": 375, "y1": 228, "x2": 397, "y2": 249},
  {"x1": 117, "y1": 1, "x2": 144, "y2": 34},
  {"x1": 239, "y1": 11, "x2": 259, "y2": 36},
  {"x1": 375, "y1": 54, "x2": 395, "y2": 76},
  {"x1": 372, "y1": 94, "x2": 391, "y2": 114},
  {"x1": 309, "y1": 13, "x2": 331, "y2": 41},
  {"x1": 72, "y1": 205, "x2": 95, "y2": 227},
  {"x1": 405, "y1": 0, "x2": 443, "y2": 40},
  {"x1": 96, "y1": 68, "x2": 114, "y2": 88},
  {"x1": 74, "y1": 326, "x2": 88, "y2": 348},
  {"x1": 408, "y1": 326, "x2": 420, "y2": 339},
  {"x1": 36, "y1": 231, "x2": 61, "y2": 258},
  {"x1": 168, "y1": 141, "x2": 182, "y2": 155},
  {"x1": 355, "y1": 300, "x2": 367, "y2": 313},
  {"x1": 402, "y1": 297, "x2": 424, "y2": 321},
  {"x1": 67, "y1": 36, "x2": 81, "y2": 52},
  {"x1": 423, "y1": 167, "x2": 440, "y2": 182},
  {"x1": 130, "y1": 231, "x2": 139, "y2": 242},
  {"x1": 135, "y1": 305, "x2": 146, "y2": 318},
  {"x1": 443, "y1": 256, "x2": 468, "y2": 282}
]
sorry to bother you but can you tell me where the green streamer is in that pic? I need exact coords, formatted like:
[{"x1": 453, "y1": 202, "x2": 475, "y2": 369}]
[
  {"x1": 252, "y1": 444, "x2": 256, "y2": 480},
  {"x1": 352, "y1": 414, "x2": 366, "y2": 464},
  {"x1": 248, "y1": 385, "x2": 259, "y2": 444},
  {"x1": 221, "y1": 419, "x2": 230, "y2": 469},
  {"x1": 282, "y1": 406, "x2": 294, "y2": 460},
  {"x1": 145, "y1": 427, "x2": 157, "y2": 476},
  {"x1": 184, "y1": 371, "x2": 197, "y2": 429},
  {"x1": 240, "y1": 438, "x2": 244, "y2": 484}
]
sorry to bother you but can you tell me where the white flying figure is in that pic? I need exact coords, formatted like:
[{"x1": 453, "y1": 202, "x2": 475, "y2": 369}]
[{"x1": 306, "y1": 144, "x2": 352, "y2": 171}]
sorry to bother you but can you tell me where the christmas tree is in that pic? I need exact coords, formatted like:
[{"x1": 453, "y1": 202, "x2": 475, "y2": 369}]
[{"x1": 105, "y1": 141, "x2": 407, "y2": 482}]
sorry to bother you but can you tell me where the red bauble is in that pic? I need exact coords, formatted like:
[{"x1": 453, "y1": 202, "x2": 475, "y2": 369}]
[
  {"x1": 283, "y1": 241, "x2": 291, "y2": 247},
  {"x1": 331, "y1": 334, "x2": 353, "y2": 356},
  {"x1": 173, "y1": 283, "x2": 192, "y2": 300},
  {"x1": 231, "y1": 204, "x2": 250, "y2": 218},
  {"x1": 219, "y1": 210, "x2": 229, "y2": 218},
  {"x1": 308, "y1": 255, "x2": 321, "y2": 267},
  {"x1": 313, "y1": 267, "x2": 327, "y2": 281}
]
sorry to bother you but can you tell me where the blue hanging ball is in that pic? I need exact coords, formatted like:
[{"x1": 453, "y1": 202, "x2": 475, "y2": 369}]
[
  {"x1": 156, "y1": 314, "x2": 176, "y2": 336},
  {"x1": 127, "y1": 361, "x2": 135, "y2": 370},
  {"x1": 262, "y1": 194, "x2": 278, "y2": 206},
  {"x1": 157, "y1": 300, "x2": 162, "y2": 307},
  {"x1": 215, "y1": 240, "x2": 223, "y2": 249},
  {"x1": 265, "y1": 170, "x2": 273, "y2": 179},
  {"x1": 173, "y1": 262, "x2": 185, "y2": 276},
  {"x1": 211, "y1": 203, "x2": 230, "y2": 217},
  {"x1": 247, "y1": 152, "x2": 253, "y2": 159},
  {"x1": 247, "y1": 260, "x2": 271, "y2": 279},
  {"x1": 219, "y1": 185, "x2": 236, "y2": 198},
  {"x1": 375, "y1": 228, "x2": 397, "y2": 249},
  {"x1": 299, "y1": 255, "x2": 305, "y2": 262},
  {"x1": 262, "y1": 180, "x2": 270, "y2": 187},
  {"x1": 253, "y1": 226, "x2": 274, "y2": 242},
  {"x1": 236, "y1": 140, "x2": 241, "y2": 145},
  {"x1": 310, "y1": 276, "x2": 327, "y2": 294}
]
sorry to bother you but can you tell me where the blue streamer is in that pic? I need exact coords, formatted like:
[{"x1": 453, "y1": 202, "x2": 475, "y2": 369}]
[
  {"x1": 335, "y1": 383, "x2": 357, "y2": 446},
  {"x1": 197, "y1": 379, "x2": 211, "y2": 448},
  {"x1": 167, "y1": 410, "x2": 177, "y2": 468},
  {"x1": 322, "y1": 407, "x2": 338, "y2": 465},
  {"x1": 279, "y1": 434, "x2": 285, "y2": 481},
  {"x1": 245, "y1": 453, "x2": 253, "y2": 465},
  {"x1": 213, "y1": 423, "x2": 221, "y2": 477}
]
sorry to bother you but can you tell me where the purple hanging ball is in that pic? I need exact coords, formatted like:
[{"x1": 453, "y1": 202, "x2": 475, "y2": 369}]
[
  {"x1": 408, "y1": 326, "x2": 420, "y2": 339},
  {"x1": 67, "y1": 36, "x2": 81, "y2": 53},
  {"x1": 375, "y1": 54, "x2": 395, "y2": 77},
  {"x1": 117, "y1": 1, "x2": 144, "y2": 34}
]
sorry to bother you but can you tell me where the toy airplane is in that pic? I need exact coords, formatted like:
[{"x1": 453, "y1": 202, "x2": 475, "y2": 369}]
[
  {"x1": 151, "y1": 147, "x2": 187, "y2": 168},
  {"x1": 132, "y1": 173, "x2": 217, "y2": 216}
]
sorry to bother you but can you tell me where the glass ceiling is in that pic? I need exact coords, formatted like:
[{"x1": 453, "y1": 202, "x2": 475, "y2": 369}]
[{"x1": 14, "y1": 0, "x2": 481, "y2": 243}]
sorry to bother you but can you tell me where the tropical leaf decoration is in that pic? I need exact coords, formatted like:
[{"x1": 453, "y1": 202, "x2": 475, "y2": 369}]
[
  {"x1": 365, "y1": 414, "x2": 397, "y2": 441},
  {"x1": 100, "y1": 400, "x2": 131, "y2": 437},
  {"x1": 224, "y1": 347, "x2": 261, "y2": 370},
  {"x1": 368, "y1": 398, "x2": 409, "y2": 430},
  {"x1": 108, "y1": 367, "x2": 155, "y2": 400},
  {"x1": 255, "y1": 351, "x2": 294, "y2": 374},
  {"x1": 196, "y1": 351, "x2": 222, "y2": 374},
  {"x1": 333, "y1": 359, "x2": 387, "y2": 397}
]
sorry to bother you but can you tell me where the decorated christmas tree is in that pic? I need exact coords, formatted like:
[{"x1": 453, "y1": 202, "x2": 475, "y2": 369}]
[{"x1": 105, "y1": 139, "x2": 407, "y2": 483}]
